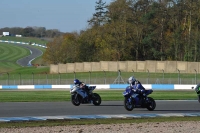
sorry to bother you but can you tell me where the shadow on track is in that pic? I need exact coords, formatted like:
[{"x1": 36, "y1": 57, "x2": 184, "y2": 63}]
[
  {"x1": 81, "y1": 104, "x2": 123, "y2": 107},
  {"x1": 153, "y1": 110, "x2": 200, "y2": 112}
]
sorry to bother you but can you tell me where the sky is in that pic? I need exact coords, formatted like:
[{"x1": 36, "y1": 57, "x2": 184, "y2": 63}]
[{"x1": 0, "y1": 0, "x2": 113, "y2": 33}]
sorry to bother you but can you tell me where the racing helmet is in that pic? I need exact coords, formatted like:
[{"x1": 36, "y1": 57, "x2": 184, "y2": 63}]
[
  {"x1": 128, "y1": 76, "x2": 136, "y2": 84},
  {"x1": 74, "y1": 79, "x2": 80, "y2": 85}
]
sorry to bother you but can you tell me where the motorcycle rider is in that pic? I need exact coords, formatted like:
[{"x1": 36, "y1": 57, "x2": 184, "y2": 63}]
[
  {"x1": 72, "y1": 79, "x2": 89, "y2": 102},
  {"x1": 128, "y1": 76, "x2": 145, "y2": 91},
  {"x1": 128, "y1": 76, "x2": 146, "y2": 104}
]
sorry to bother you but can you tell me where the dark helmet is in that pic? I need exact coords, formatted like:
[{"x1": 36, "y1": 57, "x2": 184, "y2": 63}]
[{"x1": 74, "y1": 79, "x2": 80, "y2": 84}]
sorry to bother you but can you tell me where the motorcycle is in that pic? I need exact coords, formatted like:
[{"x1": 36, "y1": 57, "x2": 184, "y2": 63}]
[
  {"x1": 122, "y1": 86, "x2": 156, "y2": 111},
  {"x1": 70, "y1": 85, "x2": 101, "y2": 106},
  {"x1": 192, "y1": 84, "x2": 200, "y2": 103}
]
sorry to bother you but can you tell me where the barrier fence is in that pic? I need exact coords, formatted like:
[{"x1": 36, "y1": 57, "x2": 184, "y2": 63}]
[
  {"x1": 0, "y1": 72, "x2": 199, "y2": 90},
  {"x1": 0, "y1": 71, "x2": 199, "y2": 85},
  {"x1": 0, "y1": 71, "x2": 199, "y2": 91}
]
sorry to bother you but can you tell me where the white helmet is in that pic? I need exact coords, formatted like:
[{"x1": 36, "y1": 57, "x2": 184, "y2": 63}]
[{"x1": 128, "y1": 76, "x2": 136, "y2": 84}]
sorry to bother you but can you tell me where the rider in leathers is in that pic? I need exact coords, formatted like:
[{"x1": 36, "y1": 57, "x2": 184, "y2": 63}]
[
  {"x1": 71, "y1": 79, "x2": 88, "y2": 102},
  {"x1": 128, "y1": 76, "x2": 146, "y2": 105}
]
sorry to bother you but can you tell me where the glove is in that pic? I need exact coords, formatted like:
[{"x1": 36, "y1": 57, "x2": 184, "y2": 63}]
[
  {"x1": 132, "y1": 89, "x2": 137, "y2": 92},
  {"x1": 140, "y1": 89, "x2": 144, "y2": 93},
  {"x1": 136, "y1": 89, "x2": 144, "y2": 94}
]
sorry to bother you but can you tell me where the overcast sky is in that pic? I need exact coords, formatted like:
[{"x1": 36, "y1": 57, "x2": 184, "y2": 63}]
[{"x1": 0, "y1": 0, "x2": 113, "y2": 32}]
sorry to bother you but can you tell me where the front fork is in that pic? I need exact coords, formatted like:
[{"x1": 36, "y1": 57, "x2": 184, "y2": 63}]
[
  {"x1": 72, "y1": 93, "x2": 79, "y2": 102},
  {"x1": 74, "y1": 94, "x2": 78, "y2": 99},
  {"x1": 127, "y1": 97, "x2": 134, "y2": 104},
  {"x1": 198, "y1": 95, "x2": 200, "y2": 103}
]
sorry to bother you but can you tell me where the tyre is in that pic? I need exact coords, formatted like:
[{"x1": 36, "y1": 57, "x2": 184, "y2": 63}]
[
  {"x1": 198, "y1": 95, "x2": 200, "y2": 103},
  {"x1": 71, "y1": 94, "x2": 81, "y2": 106},
  {"x1": 124, "y1": 97, "x2": 134, "y2": 111},
  {"x1": 146, "y1": 97, "x2": 156, "y2": 111},
  {"x1": 92, "y1": 93, "x2": 101, "y2": 106}
]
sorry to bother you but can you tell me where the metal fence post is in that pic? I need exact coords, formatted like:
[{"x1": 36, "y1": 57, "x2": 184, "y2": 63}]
[
  {"x1": 19, "y1": 73, "x2": 21, "y2": 85},
  {"x1": 194, "y1": 69, "x2": 197, "y2": 84},
  {"x1": 59, "y1": 73, "x2": 61, "y2": 85},
  {"x1": 89, "y1": 71, "x2": 91, "y2": 84},
  {"x1": 177, "y1": 69, "x2": 180, "y2": 84},
  {"x1": 32, "y1": 72, "x2": 34, "y2": 85},
  {"x1": 7, "y1": 73, "x2": 9, "y2": 85},
  {"x1": 132, "y1": 69, "x2": 134, "y2": 76},
  {"x1": 103, "y1": 70, "x2": 106, "y2": 84},
  {"x1": 147, "y1": 69, "x2": 149, "y2": 84},
  {"x1": 74, "y1": 71, "x2": 76, "y2": 79},
  {"x1": 162, "y1": 69, "x2": 164, "y2": 83},
  {"x1": 45, "y1": 72, "x2": 48, "y2": 84}
]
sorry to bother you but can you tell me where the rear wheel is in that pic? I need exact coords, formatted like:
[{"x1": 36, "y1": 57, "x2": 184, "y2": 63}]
[
  {"x1": 92, "y1": 93, "x2": 101, "y2": 106},
  {"x1": 146, "y1": 97, "x2": 156, "y2": 111},
  {"x1": 71, "y1": 94, "x2": 81, "y2": 106},
  {"x1": 124, "y1": 97, "x2": 134, "y2": 111}
]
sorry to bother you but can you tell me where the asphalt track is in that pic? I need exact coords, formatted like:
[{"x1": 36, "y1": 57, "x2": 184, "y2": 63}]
[
  {"x1": 16, "y1": 44, "x2": 43, "y2": 66},
  {"x1": 0, "y1": 100, "x2": 200, "y2": 118}
]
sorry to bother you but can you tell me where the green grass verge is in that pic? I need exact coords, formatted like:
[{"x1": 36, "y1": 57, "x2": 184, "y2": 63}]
[
  {"x1": 0, "y1": 42, "x2": 47, "y2": 73},
  {"x1": 0, "y1": 43, "x2": 30, "y2": 72},
  {"x1": 4, "y1": 70, "x2": 197, "y2": 80},
  {"x1": 0, "y1": 36, "x2": 48, "y2": 45},
  {"x1": 9, "y1": 66, "x2": 50, "y2": 74},
  {"x1": 0, "y1": 44, "x2": 29, "y2": 61},
  {"x1": 0, "y1": 90, "x2": 197, "y2": 102}
]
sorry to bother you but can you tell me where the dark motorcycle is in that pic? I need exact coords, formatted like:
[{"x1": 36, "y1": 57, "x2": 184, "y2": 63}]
[
  {"x1": 70, "y1": 85, "x2": 101, "y2": 106},
  {"x1": 123, "y1": 86, "x2": 156, "y2": 111},
  {"x1": 192, "y1": 84, "x2": 200, "y2": 103}
]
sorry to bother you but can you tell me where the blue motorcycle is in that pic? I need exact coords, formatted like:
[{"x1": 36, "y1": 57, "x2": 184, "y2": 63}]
[
  {"x1": 123, "y1": 86, "x2": 156, "y2": 111},
  {"x1": 70, "y1": 86, "x2": 101, "y2": 106}
]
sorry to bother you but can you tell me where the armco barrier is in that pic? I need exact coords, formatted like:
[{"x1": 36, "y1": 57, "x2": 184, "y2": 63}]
[{"x1": 0, "y1": 84, "x2": 197, "y2": 90}]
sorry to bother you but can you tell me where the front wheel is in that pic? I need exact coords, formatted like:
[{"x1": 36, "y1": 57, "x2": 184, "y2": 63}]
[
  {"x1": 146, "y1": 97, "x2": 156, "y2": 111},
  {"x1": 198, "y1": 95, "x2": 200, "y2": 103},
  {"x1": 92, "y1": 93, "x2": 101, "y2": 106},
  {"x1": 124, "y1": 97, "x2": 135, "y2": 111},
  {"x1": 71, "y1": 94, "x2": 81, "y2": 106}
]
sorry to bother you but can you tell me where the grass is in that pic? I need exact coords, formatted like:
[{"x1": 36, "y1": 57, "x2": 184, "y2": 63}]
[
  {"x1": 9, "y1": 66, "x2": 50, "y2": 74},
  {"x1": 0, "y1": 90, "x2": 197, "y2": 102},
  {"x1": 0, "y1": 36, "x2": 48, "y2": 45},
  {"x1": 0, "y1": 43, "x2": 29, "y2": 61},
  {"x1": 0, "y1": 43, "x2": 30, "y2": 72},
  {"x1": 0, "y1": 36, "x2": 49, "y2": 73},
  {"x1": 0, "y1": 42, "x2": 47, "y2": 73}
]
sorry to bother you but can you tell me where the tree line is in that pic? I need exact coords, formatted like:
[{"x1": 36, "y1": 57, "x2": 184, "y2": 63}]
[
  {"x1": 42, "y1": 0, "x2": 200, "y2": 64},
  {"x1": 0, "y1": 26, "x2": 64, "y2": 38}
]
